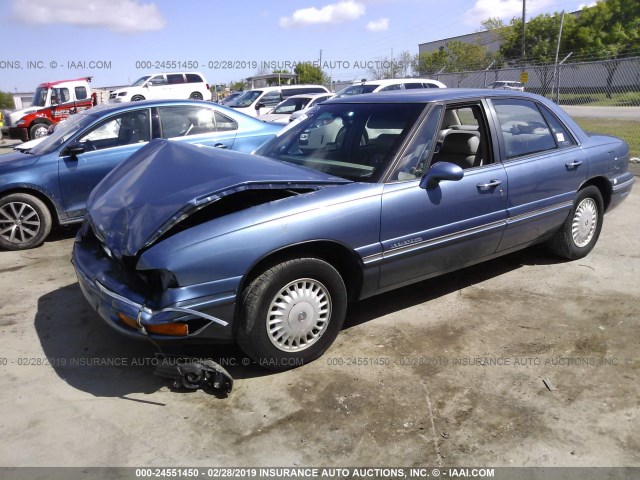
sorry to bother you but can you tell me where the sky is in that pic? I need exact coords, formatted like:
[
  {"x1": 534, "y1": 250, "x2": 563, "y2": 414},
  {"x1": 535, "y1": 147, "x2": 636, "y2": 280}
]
[{"x1": 0, "y1": 0, "x2": 594, "y2": 93}]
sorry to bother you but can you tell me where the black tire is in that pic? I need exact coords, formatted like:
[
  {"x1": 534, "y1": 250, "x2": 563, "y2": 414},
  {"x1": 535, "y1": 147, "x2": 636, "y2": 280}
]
[
  {"x1": 189, "y1": 92, "x2": 203, "y2": 100},
  {"x1": 0, "y1": 193, "x2": 52, "y2": 250},
  {"x1": 29, "y1": 123, "x2": 50, "y2": 140},
  {"x1": 547, "y1": 186, "x2": 604, "y2": 260},
  {"x1": 237, "y1": 258, "x2": 347, "y2": 370},
  {"x1": 131, "y1": 95, "x2": 145, "y2": 101}
]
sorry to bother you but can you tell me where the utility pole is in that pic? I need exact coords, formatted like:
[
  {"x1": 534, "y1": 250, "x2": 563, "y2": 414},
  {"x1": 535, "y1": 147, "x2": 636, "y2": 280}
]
[
  {"x1": 319, "y1": 49, "x2": 322, "y2": 68},
  {"x1": 521, "y1": 0, "x2": 526, "y2": 65}
]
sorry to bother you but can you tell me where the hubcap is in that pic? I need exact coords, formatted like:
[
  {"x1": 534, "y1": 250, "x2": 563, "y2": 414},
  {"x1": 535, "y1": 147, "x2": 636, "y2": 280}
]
[
  {"x1": 33, "y1": 126, "x2": 48, "y2": 138},
  {"x1": 572, "y1": 197, "x2": 597, "y2": 248},
  {"x1": 267, "y1": 278, "x2": 332, "y2": 352},
  {"x1": 0, "y1": 202, "x2": 41, "y2": 244}
]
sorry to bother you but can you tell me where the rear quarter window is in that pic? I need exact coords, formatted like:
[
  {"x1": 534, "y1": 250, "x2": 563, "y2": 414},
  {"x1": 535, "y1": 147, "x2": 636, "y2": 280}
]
[{"x1": 186, "y1": 74, "x2": 203, "y2": 83}]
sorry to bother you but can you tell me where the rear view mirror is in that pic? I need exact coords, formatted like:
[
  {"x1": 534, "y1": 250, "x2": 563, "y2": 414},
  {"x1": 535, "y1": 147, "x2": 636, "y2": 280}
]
[
  {"x1": 255, "y1": 102, "x2": 265, "y2": 110},
  {"x1": 419, "y1": 162, "x2": 464, "y2": 189},
  {"x1": 65, "y1": 142, "x2": 86, "y2": 157}
]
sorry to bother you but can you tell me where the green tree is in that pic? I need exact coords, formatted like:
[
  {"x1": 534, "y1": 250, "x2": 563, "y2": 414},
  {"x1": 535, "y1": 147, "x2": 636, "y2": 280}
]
[
  {"x1": 413, "y1": 47, "x2": 448, "y2": 76},
  {"x1": 413, "y1": 41, "x2": 493, "y2": 80},
  {"x1": 497, "y1": 13, "x2": 576, "y2": 94},
  {"x1": 0, "y1": 91, "x2": 14, "y2": 109},
  {"x1": 446, "y1": 40, "x2": 493, "y2": 70},
  {"x1": 294, "y1": 63, "x2": 328, "y2": 85},
  {"x1": 229, "y1": 81, "x2": 245, "y2": 92},
  {"x1": 568, "y1": 0, "x2": 640, "y2": 97}
]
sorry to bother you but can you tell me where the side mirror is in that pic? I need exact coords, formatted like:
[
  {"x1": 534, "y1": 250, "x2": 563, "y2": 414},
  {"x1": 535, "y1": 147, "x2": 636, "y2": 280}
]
[
  {"x1": 419, "y1": 162, "x2": 464, "y2": 190},
  {"x1": 65, "y1": 142, "x2": 86, "y2": 157},
  {"x1": 255, "y1": 102, "x2": 265, "y2": 110}
]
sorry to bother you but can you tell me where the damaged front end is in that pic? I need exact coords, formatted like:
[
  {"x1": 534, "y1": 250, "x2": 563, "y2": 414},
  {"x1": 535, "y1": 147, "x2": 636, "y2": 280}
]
[{"x1": 72, "y1": 139, "x2": 351, "y2": 393}]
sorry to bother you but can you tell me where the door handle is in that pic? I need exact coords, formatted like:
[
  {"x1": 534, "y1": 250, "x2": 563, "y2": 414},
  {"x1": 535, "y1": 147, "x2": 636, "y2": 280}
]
[
  {"x1": 214, "y1": 143, "x2": 227, "y2": 149},
  {"x1": 476, "y1": 179, "x2": 501, "y2": 189},
  {"x1": 565, "y1": 160, "x2": 583, "y2": 168}
]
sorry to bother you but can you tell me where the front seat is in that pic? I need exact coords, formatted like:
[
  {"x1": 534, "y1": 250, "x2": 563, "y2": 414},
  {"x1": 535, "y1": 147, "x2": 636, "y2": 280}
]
[{"x1": 433, "y1": 131, "x2": 480, "y2": 169}]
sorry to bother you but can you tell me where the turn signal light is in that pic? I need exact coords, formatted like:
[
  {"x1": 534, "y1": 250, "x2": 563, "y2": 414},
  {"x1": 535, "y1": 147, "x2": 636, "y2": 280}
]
[
  {"x1": 146, "y1": 323, "x2": 188, "y2": 336},
  {"x1": 116, "y1": 313, "x2": 188, "y2": 336},
  {"x1": 117, "y1": 313, "x2": 137, "y2": 330}
]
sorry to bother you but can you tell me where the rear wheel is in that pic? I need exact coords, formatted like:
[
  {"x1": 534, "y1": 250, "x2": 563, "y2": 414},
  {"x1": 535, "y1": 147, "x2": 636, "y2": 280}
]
[
  {"x1": 29, "y1": 123, "x2": 49, "y2": 140},
  {"x1": 189, "y1": 92, "x2": 203, "y2": 100},
  {"x1": 0, "y1": 193, "x2": 52, "y2": 250},
  {"x1": 131, "y1": 95, "x2": 145, "y2": 101},
  {"x1": 237, "y1": 258, "x2": 347, "y2": 370},
  {"x1": 547, "y1": 186, "x2": 603, "y2": 260}
]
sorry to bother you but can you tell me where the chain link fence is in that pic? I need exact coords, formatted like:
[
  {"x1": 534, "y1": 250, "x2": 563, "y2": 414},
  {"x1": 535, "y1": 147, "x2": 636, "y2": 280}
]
[{"x1": 430, "y1": 56, "x2": 640, "y2": 170}]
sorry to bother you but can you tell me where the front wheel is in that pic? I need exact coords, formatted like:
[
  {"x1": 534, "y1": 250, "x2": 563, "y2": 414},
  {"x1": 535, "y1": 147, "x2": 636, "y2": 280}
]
[
  {"x1": 547, "y1": 186, "x2": 604, "y2": 260},
  {"x1": 237, "y1": 258, "x2": 347, "y2": 370},
  {"x1": 30, "y1": 123, "x2": 49, "y2": 140},
  {"x1": 131, "y1": 95, "x2": 145, "y2": 101},
  {"x1": 0, "y1": 193, "x2": 52, "y2": 250}
]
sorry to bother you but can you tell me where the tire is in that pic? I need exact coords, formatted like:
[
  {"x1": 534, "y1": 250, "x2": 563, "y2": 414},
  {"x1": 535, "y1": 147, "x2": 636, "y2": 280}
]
[
  {"x1": 29, "y1": 123, "x2": 50, "y2": 140},
  {"x1": 189, "y1": 92, "x2": 204, "y2": 100},
  {"x1": 237, "y1": 258, "x2": 347, "y2": 370},
  {"x1": 547, "y1": 186, "x2": 604, "y2": 260},
  {"x1": 0, "y1": 193, "x2": 52, "y2": 250},
  {"x1": 131, "y1": 95, "x2": 145, "y2": 101}
]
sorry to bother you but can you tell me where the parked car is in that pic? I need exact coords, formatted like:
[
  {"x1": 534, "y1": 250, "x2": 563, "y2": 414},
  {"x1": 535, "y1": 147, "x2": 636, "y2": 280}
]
[
  {"x1": 73, "y1": 89, "x2": 633, "y2": 371},
  {"x1": 0, "y1": 99, "x2": 281, "y2": 250},
  {"x1": 489, "y1": 80, "x2": 525, "y2": 91},
  {"x1": 257, "y1": 93, "x2": 334, "y2": 124},
  {"x1": 335, "y1": 78, "x2": 446, "y2": 98},
  {"x1": 229, "y1": 85, "x2": 330, "y2": 117},
  {"x1": 218, "y1": 92, "x2": 243, "y2": 106},
  {"x1": 109, "y1": 72, "x2": 210, "y2": 102}
]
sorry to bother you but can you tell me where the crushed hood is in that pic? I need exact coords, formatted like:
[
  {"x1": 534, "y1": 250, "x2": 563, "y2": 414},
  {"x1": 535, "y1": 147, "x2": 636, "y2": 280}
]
[{"x1": 87, "y1": 139, "x2": 349, "y2": 258}]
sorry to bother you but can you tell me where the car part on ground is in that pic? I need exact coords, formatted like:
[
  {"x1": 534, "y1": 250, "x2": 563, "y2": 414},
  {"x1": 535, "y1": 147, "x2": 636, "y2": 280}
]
[{"x1": 153, "y1": 354, "x2": 233, "y2": 394}]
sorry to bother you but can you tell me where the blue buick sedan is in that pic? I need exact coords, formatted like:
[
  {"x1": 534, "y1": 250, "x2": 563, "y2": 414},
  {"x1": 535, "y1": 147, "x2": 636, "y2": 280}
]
[
  {"x1": 73, "y1": 89, "x2": 634, "y2": 370},
  {"x1": 0, "y1": 100, "x2": 281, "y2": 250}
]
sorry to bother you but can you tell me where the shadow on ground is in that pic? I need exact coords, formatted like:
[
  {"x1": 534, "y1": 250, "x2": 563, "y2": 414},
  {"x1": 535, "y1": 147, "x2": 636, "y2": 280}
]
[{"x1": 34, "y1": 244, "x2": 565, "y2": 397}]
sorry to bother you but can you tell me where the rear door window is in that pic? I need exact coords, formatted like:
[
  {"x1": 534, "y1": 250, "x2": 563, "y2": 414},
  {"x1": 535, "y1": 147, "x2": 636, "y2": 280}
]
[
  {"x1": 159, "y1": 106, "x2": 215, "y2": 137},
  {"x1": 167, "y1": 74, "x2": 185, "y2": 85},
  {"x1": 492, "y1": 99, "x2": 557, "y2": 159}
]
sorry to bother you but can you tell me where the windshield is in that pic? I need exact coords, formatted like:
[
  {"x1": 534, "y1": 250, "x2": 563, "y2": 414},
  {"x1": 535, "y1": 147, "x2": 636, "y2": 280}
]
[
  {"x1": 272, "y1": 97, "x2": 311, "y2": 115},
  {"x1": 29, "y1": 111, "x2": 99, "y2": 156},
  {"x1": 229, "y1": 90, "x2": 262, "y2": 107},
  {"x1": 334, "y1": 84, "x2": 378, "y2": 98},
  {"x1": 32, "y1": 87, "x2": 49, "y2": 107},
  {"x1": 255, "y1": 102, "x2": 425, "y2": 182},
  {"x1": 131, "y1": 76, "x2": 151, "y2": 87}
]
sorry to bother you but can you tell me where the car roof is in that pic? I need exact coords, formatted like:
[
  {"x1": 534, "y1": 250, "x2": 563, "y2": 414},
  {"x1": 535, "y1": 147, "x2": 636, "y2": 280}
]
[
  {"x1": 245, "y1": 85, "x2": 328, "y2": 92},
  {"x1": 358, "y1": 78, "x2": 441, "y2": 86},
  {"x1": 84, "y1": 99, "x2": 230, "y2": 117},
  {"x1": 285, "y1": 93, "x2": 333, "y2": 100},
  {"x1": 326, "y1": 88, "x2": 536, "y2": 104}
]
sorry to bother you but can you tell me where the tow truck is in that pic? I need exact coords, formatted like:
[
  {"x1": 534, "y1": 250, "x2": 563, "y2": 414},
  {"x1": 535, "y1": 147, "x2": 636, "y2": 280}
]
[{"x1": 1, "y1": 77, "x2": 107, "y2": 141}]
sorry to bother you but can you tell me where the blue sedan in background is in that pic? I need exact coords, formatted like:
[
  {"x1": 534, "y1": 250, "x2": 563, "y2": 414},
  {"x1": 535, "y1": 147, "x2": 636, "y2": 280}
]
[
  {"x1": 0, "y1": 99, "x2": 281, "y2": 250},
  {"x1": 73, "y1": 89, "x2": 634, "y2": 371}
]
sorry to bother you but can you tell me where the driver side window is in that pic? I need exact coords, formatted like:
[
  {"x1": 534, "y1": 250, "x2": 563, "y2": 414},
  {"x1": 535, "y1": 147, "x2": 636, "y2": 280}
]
[
  {"x1": 390, "y1": 105, "x2": 443, "y2": 181},
  {"x1": 77, "y1": 110, "x2": 151, "y2": 151}
]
